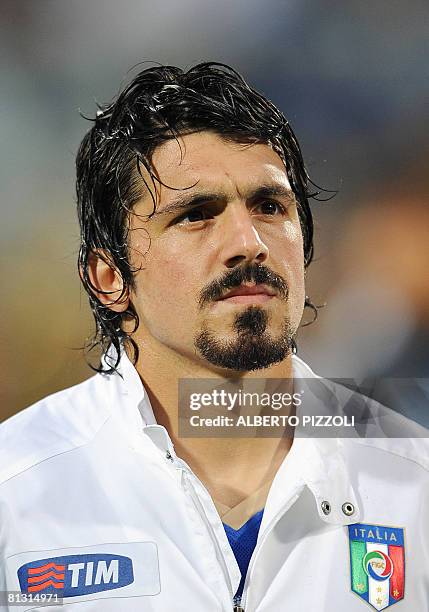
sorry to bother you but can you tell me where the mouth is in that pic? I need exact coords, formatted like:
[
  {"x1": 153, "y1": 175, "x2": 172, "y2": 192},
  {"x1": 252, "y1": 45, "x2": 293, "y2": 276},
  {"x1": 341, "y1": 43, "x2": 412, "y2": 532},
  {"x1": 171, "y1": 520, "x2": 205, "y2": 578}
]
[{"x1": 216, "y1": 283, "x2": 277, "y2": 305}]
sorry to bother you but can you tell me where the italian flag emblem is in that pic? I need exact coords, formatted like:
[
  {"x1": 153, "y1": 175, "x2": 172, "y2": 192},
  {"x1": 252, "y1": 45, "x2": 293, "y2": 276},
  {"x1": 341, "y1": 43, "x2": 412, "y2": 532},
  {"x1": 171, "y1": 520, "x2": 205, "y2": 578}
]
[{"x1": 348, "y1": 523, "x2": 405, "y2": 610}]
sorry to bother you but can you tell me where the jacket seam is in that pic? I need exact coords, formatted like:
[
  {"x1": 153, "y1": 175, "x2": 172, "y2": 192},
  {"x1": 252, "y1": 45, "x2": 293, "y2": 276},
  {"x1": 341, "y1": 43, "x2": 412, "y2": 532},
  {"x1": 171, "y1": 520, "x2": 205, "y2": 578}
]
[
  {"x1": 0, "y1": 413, "x2": 112, "y2": 488},
  {"x1": 350, "y1": 438, "x2": 429, "y2": 473}
]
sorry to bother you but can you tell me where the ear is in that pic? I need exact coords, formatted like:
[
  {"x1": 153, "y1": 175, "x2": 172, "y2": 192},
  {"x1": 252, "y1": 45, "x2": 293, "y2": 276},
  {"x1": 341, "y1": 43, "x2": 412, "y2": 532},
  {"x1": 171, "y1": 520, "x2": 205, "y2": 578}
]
[{"x1": 83, "y1": 250, "x2": 130, "y2": 313}]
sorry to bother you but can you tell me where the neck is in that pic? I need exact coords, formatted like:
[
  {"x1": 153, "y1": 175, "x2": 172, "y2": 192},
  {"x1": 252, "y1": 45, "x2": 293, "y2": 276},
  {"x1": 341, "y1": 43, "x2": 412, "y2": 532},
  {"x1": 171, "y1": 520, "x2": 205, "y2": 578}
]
[{"x1": 130, "y1": 333, "x2": 295, "y2": 507}]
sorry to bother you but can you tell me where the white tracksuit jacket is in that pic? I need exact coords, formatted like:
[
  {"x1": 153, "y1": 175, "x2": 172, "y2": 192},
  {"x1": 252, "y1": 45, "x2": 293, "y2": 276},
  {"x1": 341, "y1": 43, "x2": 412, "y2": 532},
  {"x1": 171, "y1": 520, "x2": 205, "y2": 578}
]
[{"x1": 0, "y1": 353, "x2": 428, "y2": 612}]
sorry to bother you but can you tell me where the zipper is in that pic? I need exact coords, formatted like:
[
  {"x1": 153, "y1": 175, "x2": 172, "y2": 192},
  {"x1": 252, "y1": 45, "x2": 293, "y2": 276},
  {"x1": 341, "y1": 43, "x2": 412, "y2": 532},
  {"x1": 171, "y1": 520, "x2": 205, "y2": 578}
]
[
  {"x1": 181, "y1": 466, "x2": 299, "y2": 611},
  {"x1": 179, "y1": 464, "x2": 237, "y2": 609},
  {"x1": 239, "y1": 491, "x2": 301, "y2": 611},
  {"x1": 166, "y1": 450, "x2": 302, "y2": 611}
]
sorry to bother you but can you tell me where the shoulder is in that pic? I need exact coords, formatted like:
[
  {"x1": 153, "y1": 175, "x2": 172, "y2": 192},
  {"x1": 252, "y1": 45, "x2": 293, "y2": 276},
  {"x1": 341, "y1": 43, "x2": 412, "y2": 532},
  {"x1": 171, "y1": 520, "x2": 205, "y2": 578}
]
[
  {"x1": 333, "y1": 379, "x2": 429, "y2": 472},
  {"x1": 293, "y1": 355, "x2": 429, "y2": 473},
  {"x1": 0, "y1": 374, "x2": 113, "y2": 485},
  {"x1": 346, "y1": 435, "x2": 429, "y2": 475}
]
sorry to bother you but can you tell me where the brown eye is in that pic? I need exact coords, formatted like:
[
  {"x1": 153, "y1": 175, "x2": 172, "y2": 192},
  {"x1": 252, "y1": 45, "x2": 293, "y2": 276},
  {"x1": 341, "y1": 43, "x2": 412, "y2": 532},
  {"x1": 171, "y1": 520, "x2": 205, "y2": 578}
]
[
  {"x1": 258, "y1": 201, "x2": 285, "y2": 215},
  {"x1": 177, "y1": 208, "x2": 208, "y2": 224}
]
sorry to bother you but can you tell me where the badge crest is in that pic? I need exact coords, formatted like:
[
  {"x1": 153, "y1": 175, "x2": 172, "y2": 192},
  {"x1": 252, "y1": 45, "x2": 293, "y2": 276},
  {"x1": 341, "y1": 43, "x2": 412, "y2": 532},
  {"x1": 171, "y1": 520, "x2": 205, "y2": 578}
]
[{"x1": 348, "y1": 523, "x2": 405, "y2": 610}]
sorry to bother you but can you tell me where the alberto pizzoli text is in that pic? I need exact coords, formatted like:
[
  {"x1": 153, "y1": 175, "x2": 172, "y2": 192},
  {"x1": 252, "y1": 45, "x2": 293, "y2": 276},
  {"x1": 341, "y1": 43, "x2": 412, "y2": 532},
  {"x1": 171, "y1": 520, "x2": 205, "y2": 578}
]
[{"x1": 189, "y1": 415, "x2": 355, "y2": 428}]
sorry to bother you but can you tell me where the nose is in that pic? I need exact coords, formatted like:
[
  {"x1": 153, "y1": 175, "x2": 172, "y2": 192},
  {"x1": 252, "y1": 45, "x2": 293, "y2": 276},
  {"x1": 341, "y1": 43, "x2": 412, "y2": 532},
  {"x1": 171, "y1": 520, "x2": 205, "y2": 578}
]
[{"x1": 218, "y1": 202, "x2": 269, "y2": 269}]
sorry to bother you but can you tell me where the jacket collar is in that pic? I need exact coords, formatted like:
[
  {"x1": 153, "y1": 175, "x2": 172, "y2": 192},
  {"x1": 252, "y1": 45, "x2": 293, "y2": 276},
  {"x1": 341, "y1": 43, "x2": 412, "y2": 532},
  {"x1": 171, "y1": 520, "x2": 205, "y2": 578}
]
[{"x1": 105, "y1": 346, "x2": 361, "y2": 526}]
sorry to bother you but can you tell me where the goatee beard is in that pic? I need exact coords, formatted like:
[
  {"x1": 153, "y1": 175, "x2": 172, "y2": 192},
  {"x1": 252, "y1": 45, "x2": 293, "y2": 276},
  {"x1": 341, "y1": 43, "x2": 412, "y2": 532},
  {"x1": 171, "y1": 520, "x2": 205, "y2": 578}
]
[{"x1": 194, "y1": 306, "x2": 295, "y2": 372}]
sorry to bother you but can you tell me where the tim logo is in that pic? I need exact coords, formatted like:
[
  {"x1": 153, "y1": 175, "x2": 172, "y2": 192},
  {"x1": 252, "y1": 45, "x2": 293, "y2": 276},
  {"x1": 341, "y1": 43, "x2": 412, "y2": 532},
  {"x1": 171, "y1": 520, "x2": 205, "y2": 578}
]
[{"x1": 18, "y1": 554, "x2": 134, "y2": 597}]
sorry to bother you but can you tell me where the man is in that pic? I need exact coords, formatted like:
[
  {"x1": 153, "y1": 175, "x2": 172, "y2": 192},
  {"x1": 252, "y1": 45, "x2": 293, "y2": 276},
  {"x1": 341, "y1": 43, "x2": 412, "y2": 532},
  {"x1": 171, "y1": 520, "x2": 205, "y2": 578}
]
[{"x1": 0, "y1": 63, "x2": 428, "y2": 612}]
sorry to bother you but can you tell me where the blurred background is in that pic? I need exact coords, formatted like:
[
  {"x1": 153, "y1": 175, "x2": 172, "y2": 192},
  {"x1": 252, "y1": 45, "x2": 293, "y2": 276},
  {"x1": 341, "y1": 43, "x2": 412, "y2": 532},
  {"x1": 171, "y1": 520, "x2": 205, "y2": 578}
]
[{"x1": 1, "y1": 0, "x2": 428, "y2": 424}]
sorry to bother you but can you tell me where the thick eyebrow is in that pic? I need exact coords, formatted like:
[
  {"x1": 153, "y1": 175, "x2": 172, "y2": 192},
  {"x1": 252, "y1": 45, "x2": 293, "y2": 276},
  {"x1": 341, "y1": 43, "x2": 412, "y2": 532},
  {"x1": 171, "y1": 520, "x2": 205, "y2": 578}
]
[
  {"x1": 151, "y1": 183, "x2": 296, "y2": 217},
  {"x1": 248, "y1": 184, "x2": 296, "y2": 204}
]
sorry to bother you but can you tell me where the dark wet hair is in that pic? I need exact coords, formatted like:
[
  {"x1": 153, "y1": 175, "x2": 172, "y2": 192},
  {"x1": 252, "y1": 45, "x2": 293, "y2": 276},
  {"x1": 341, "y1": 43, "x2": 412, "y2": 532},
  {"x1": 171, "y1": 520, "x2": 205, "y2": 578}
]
[{"x1": 76, "y1": 61, "x2": 327, "y2": 373}]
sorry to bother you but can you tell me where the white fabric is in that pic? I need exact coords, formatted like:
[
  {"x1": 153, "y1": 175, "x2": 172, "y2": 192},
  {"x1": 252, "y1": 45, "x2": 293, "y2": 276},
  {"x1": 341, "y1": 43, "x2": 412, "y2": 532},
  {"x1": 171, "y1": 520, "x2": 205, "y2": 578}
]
[{"x1": 0, "y1": 353, "x2": 428, "y2": 611}]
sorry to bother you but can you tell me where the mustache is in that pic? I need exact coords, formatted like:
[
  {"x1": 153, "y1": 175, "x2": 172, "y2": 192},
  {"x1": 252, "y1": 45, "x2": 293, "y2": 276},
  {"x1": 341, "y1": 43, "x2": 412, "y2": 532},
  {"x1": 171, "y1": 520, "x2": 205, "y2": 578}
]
[{"x1": 198, "y1": 263, "x2": 289, "y2": 307}]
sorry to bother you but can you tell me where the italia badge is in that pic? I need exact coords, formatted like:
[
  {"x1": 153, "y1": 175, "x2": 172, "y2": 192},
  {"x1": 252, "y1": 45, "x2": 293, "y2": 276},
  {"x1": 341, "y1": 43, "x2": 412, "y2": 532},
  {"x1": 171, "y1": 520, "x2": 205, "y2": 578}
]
[{"x1": 348, "y1": 523, "x2": 405, "y2": 610}]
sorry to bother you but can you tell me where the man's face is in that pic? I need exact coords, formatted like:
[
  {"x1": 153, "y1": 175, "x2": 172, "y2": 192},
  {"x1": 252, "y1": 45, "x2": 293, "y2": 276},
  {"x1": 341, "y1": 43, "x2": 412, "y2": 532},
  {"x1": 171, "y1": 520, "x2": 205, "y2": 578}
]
[{"x1": 127, "y1": 131, "x2": 305, "y2": 372}]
